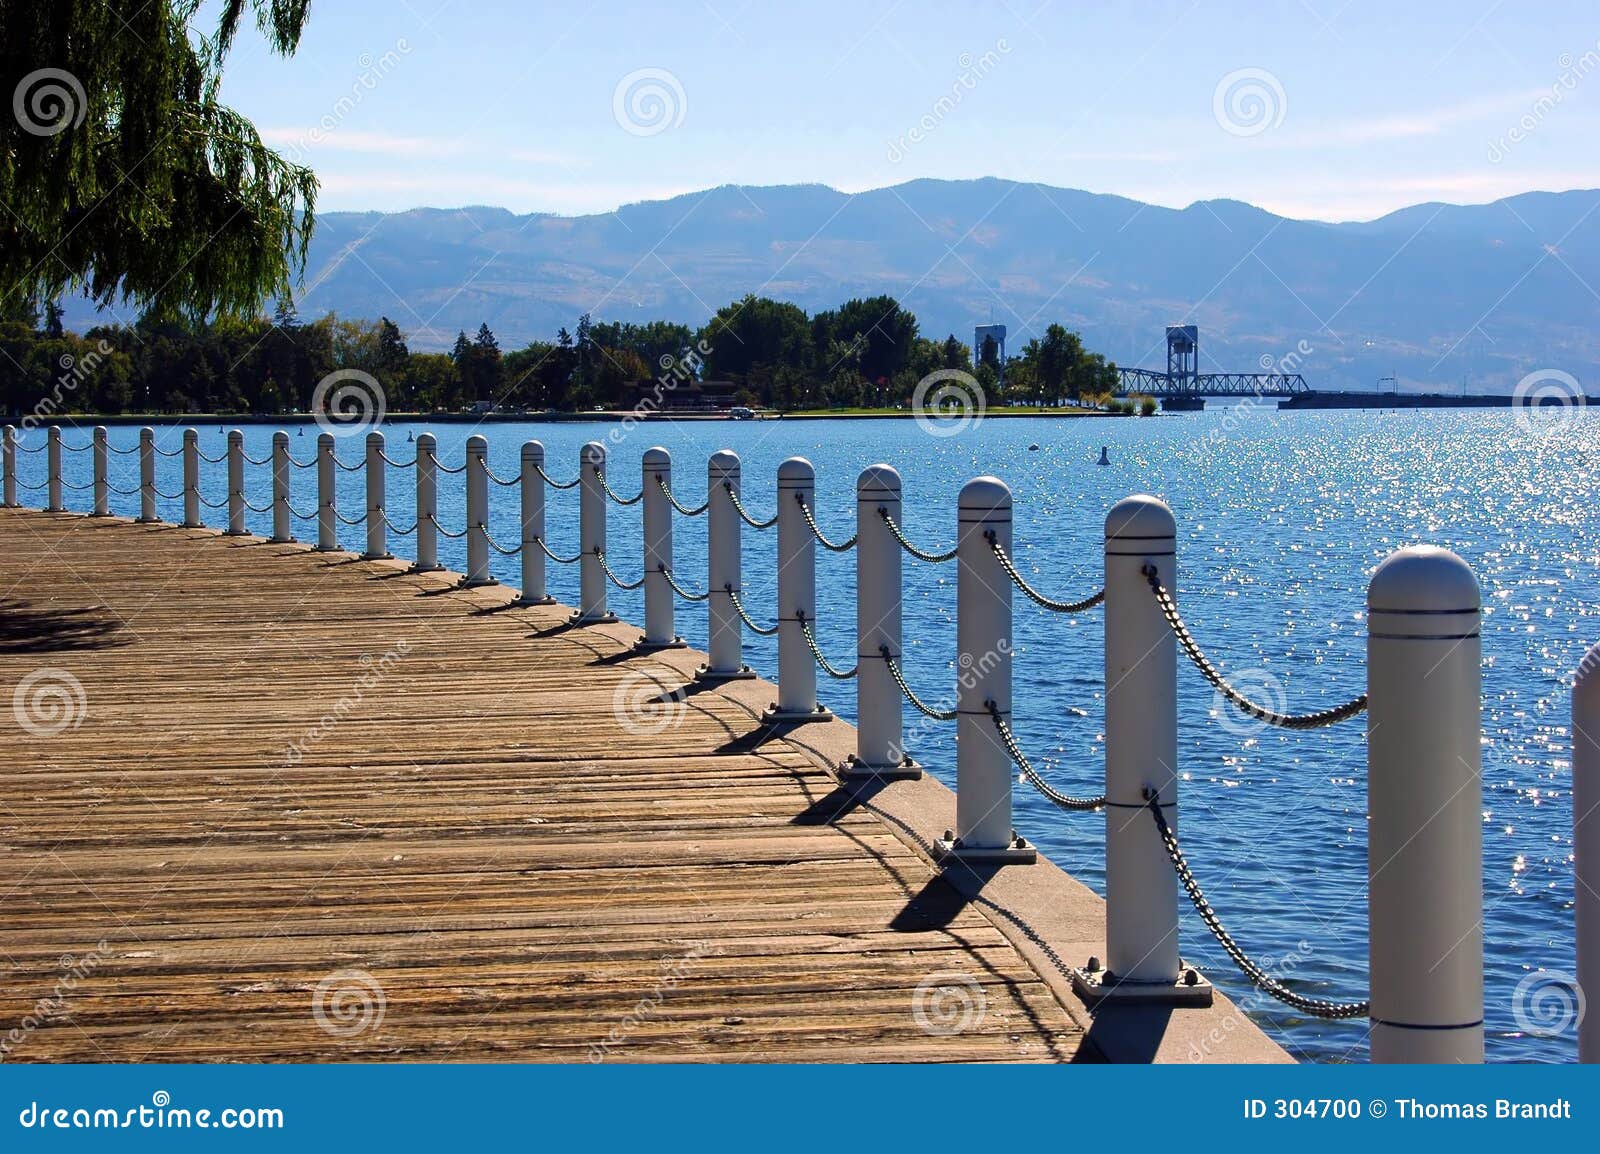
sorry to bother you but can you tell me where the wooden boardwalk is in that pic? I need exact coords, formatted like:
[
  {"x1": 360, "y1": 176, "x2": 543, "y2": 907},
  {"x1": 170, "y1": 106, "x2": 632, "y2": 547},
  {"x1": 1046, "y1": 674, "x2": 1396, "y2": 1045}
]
[{"x1": 0, "y1": 508, "x2": 1091, "y2": 1062}]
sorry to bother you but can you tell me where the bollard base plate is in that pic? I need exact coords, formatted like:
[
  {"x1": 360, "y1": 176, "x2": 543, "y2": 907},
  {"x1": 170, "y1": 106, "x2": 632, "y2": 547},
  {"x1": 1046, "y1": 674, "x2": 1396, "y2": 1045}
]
[
  {"x1": 569, "y1": 608, "x2": 616, "y2": 625},
  {"x1": 409, "y1": 561, "x2": 444, "y2": 573},
  {"x1": 760, "y1": 704, "x2": 834, "y2": 724},
  {"x1": 933, "y1": 834, "x2": 1037, "y2": 865},
  {"x1": 461, "y1": 576, "x2": 500, "y2": 588},
  {"x1": 839, "y1": 754, "x2": 923, "y2": 780},
  {"x1": 693, "y1": 664, "x2": 758, "y2": 684},
  {"x1": 1070, "y1": 965, "x2": 1213, "y2": 1008},
  {"x1": 512, "y1": 593, "x2": 557, "y2": 607},
  {"x1": 633, "y1": 635, "x2": 689, "y2": 652},
  {"x1": 360, "y1": 550, "x2": 394, "y2": 560}
]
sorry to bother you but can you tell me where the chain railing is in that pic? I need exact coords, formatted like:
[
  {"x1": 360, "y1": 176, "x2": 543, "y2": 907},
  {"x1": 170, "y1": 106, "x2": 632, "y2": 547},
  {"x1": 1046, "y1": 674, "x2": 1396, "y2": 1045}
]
[
  {"x1": 658, "y1": 476, "x2": 709, "y2": 516},
  {"x1": 990, "y1": 534, "x2": 1104, "y2": 613},
  {"x1": 796, "y1": 495, "x2": 856, "y2": 552},
  {"x1": 880, "y1": 508, "x2": 957, "y2": 563},
  {"x1": 532, "y1": 535, "x2": 582, "y2": 564},
  {"x1": 725, "y1": 484, "x2": 777, "y2": 529},
  {"x1": 661, "y1": 566, "x2": 710, "y2": 601},
  {"x1": 883, "y1": 648, "x2": 956, "y2": 720},
  {"x1": 379, "y1": 449, "x2": 417, "y2": 468},
  {"x1": 427, "y1": 512, "x2": 468, "y2": 539},
  {"x1": 484, "y1": 464, "x2": 521, "y2": 487},
  {"x1": 726, "y1": 585, "x2": 779, "y2": 635},
  {"x1": 987, "y1": 703, "x2": 1104, "y2": 811},
  {"x1": 595, "y1": 469, "x2": 643, "y2": 506},
  {"x1": 596, "y1": 549, "x2": 646, "y2": 589},
  {"x1": 1142, "y1": 565, "x2": 1367, "y2": 730},
  {"x1": 797, "y1": 614, "x2": 857, "y2": 679},
  {"x1": 536, "y1": 464, "x2": 579, "y2": 489},
  {"x1": 481, "y1": 525, "x2": 523, "y2": 556}
]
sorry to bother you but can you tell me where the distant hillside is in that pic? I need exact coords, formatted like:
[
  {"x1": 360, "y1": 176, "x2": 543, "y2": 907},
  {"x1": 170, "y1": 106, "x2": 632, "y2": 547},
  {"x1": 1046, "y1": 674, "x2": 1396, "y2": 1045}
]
[{"x1": 71, "y1": 180, "x2": 1600, "y2": 392}]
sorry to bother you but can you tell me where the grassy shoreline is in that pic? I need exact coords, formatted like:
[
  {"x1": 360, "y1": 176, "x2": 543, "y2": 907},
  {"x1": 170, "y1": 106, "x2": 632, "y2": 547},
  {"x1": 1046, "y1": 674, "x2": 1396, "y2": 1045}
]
[{"x1": 15, "y1": 406, "x2": 1124, "y2": 427}]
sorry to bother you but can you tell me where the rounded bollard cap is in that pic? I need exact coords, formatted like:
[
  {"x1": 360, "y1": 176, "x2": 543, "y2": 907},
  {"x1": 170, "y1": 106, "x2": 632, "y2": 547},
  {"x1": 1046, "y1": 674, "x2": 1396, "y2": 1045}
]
[
  {"x1": 709, "y1": 449, "x2": 740, "y2": 476},
  {"x1": 959, "y1": 475, "x2": 1011, "y2": 514},
  {"x1": 416, "y1": 431, "x2": 436, "y2": 448},
  {"x1": 183, "y1": 427, "x2": 197, "y2": 441},
  {"x1": 229, "y1": 429, "x2": 244, "y2": 443},
  {"x1": 858, "y1": 463, "x2": 901, "y2": 496},
  {"x1": 580, "y1": 440, "x2": 604, "y2": 465},
  {"x1": 273, "y1": 430, "x2": 289, "y2": 444},
  {"x1": 366, "y1": 429, "x2": 384, "y2": 445},
  {"x1": 1105, "y1": 494, "x2": 1175, "y2": 541},
  {"x1": 318, "y1": 431, "x2": 335, "y2": 446},
  {"x1": 94, "y1": 425, "x2": 108, "y2": 439},
  {"x1": 642, "y1": 445, "x2": 670, "y2": 469},
  {"x1": 777, "y1": 456, "x2": 814, "y2": 483},
  {"x1": 141, "y1": 426, "x2": 155, "y2": 440},
  {"x1": 467, "y1": 434, "x2": 488, "y2": 452},
  {"x1": 1368, "y1": 545, "x2": 1480, "y2": 614},
  {"x1": 521, "y1": 439, "x2": 545, "y2": 461}
]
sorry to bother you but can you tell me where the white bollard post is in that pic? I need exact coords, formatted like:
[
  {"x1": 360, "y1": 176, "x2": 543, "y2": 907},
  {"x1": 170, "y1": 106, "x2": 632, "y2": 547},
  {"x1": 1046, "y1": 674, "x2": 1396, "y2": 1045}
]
[
  {"x1": 137, "y1": 427, "x2": 157, "y2": 523},
  {"x1": 844, "y1": 464, "x2": 919, "y2": 777},
  {"x1": 939, "y1": 477, "x2": 1031, "y2": 862},
  {"x1": 513, "y1": 440, "x2": 554, "y2": 605},
  {"x1": 181, "y1": 427, "x2": 200, "y2": 527},
  {"x1": 1368, "y1": 546, "x2": 1483, "y2": 1063},
  {"x1": 46, "y1": 426, "x2": 63, "y2": 511},
  {"x1": 414, "y1": 432, "x2": 441, "y2": 572},
  {"x1": 767, "y1": 457, "x2": 829, "y2": 722},
  {"x1": 271, "y1": 431, "x2": 293, "y2": 543},
  {"x1": 92, "y1": 426, "x2": 109, "y2": 516},
  {"x1": 315, "y1": 432, "x2": 337, "y2": 551},
  {"x1": 225, "y1": 430, "x2": 247, "y2": 535},
  {"x1": 698, "y1": 450, "x2": 754, "y2": 682},
  {"x1": 572, "y1": 441, "x2": 612, "y2": 621},
  {"x1": 637, "y1": 446, "x2": 683, "y2": 647},
  {"x1": 1577, "y1": 643, "x2": 1600, "y2": 1064},
  {"x1": 363, "y1": 430, "x2": 389, "y2": 559},
  {"x1": 2, "y1": 425, "x2": 15, "y2": 508},
  {"x1": 463, "y1": 434, "x2": 495, "y2": 586},
  {"x1": 1097, "y1": 495, "x2": 1181, "y2": 989}
]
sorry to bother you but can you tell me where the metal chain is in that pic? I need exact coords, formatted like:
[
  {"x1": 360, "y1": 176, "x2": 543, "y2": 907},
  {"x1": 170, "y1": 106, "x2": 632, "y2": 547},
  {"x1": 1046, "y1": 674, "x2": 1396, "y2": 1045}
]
[
  {"x1": 286, "y1": 500, "x2": 319, "y2": 520},
  {"x1": 152, "y1": 484, "x2": 185, "y2": 499},
  {"x1": 435, "y1": 458, "x2": 467, "y2": 475},
  {"x1": 661, "y1": 567, "x2": 710, "y2": 601},
  {"x1": 428, "y1": 513, "x2": 468, "y2": 539},
  {"x1": 482, "y1": 525, "x2": 523, "y2": 556},
  {"x1": 595, "y1": 469, "x2": 643, "y2": 506},
  {"x1": 484, "y1": 464, "x2": 521, "y2": 487},
  {"x1": 13, "y1": 440, "x2": 47, "y2": 453},
  {"x1": 383, "y1": 513, "x2": 418, "y2": 536},
  {"x1": 726, "y1": 586, "x2": 779, "y2": 634},
  {"x1": 880, "y1": 509, "x2": 957, "y2": 563},
  {"x1": 59, "y1": 477, "x2": 94, "y2": 491},
  {"x1": 989, "y1": 534, "x2": 1105, "y2": 613},
  {"x1": 882, "y1": 649, "x2": 957, "y2": 720},
  {"x1": 379, "y1": 450, "x2": 417, "y2": 468},
  {"x1": 152, "y1": 444, "x2": 184, "y2": 457},
  {"x1": 796, "y1": 495, "x2": 857, "y2": 552},
  {"x1": 988, "y1": 704, "x2": 1104, "y2": 811},
  {"x1": 532, "y1": 535, "x2": 582, "y2": 564},
  {"x1": 333, "y1": 506, "x2": 368, "y2": 525},
  {"x1": 58, "y1": 438, "x2": 95, "y2": 453},
  {"x1": 242, "y1": 495, "x2": 275, "y2": 513},
  {"x1": 286, "y1": 451, "x2": 316, "y2": 468},
  {"x1": 596, "y1": 549, "x2": 646, "y2": 589},
  {"x1": 332, "y1": 454, "x2": 364, "y2": 472},
  {"x1": 798, "y1": 615, "x2": 857, "y2": 679},
  {"x1": 242, "y1": 450, "x2": 273, "y2": 466},
  {"x1": 15, "y1": 477, "x2": 49, "y2": 490},
  {"x1": 195, "y1": 490, "x2": 228, "y2": 509},
  {"x1": 196, "y1": 448, "x2": 227, "y2": 464},
  {"x1": 105, "y1": 481, "x2": 141, "y2": 496},
  {"x1": 536, "y1": 464, "x2": 579, "y2": 489},
  {"x1": 658, "y1": 476, "x2": 709, "y2": 516},
  {"x1": 106, "y1": 442, "x2": 141, "y2": 455},
  {"x1": 1142, "y1": 566, "x2": 1367, "y2": 730},
  {"x1": 1146, "y1": 795, "x2": 1370, "y2": 1019},
  {"x1": 725, "y1": 484, "x2": 777, "y2": 529}
]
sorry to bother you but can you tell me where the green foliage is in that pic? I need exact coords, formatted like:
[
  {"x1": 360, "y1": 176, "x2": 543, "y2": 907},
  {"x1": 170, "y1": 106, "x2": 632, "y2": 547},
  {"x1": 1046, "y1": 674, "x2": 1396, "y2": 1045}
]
[{"x1": 0, "y1": 1, "x2": 317, "y2": 320}]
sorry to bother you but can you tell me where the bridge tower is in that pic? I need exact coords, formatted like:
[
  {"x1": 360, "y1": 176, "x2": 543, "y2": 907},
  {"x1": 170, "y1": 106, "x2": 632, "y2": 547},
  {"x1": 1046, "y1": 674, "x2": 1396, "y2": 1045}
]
[{"x1": 1166, "y1": 325, "x2": 1198, "y2": 395}]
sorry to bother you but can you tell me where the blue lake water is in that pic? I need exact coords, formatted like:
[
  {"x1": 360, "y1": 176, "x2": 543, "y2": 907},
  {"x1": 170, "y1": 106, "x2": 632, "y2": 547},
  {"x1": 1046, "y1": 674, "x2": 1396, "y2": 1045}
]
[{"x1": 17, "y1": 407, "x2": 1587, "y2": 1063}]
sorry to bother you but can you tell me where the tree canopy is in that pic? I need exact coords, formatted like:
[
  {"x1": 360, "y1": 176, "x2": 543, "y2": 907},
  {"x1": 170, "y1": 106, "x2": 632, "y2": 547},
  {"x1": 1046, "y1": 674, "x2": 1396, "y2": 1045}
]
[{"x1": 0, "y1": 0, "x2": 318, "y2": 321}]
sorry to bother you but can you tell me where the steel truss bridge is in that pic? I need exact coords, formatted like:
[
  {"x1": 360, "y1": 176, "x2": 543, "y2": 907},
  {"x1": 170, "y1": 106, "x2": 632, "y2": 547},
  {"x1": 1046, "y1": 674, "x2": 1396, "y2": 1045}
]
[{"x1": 1116, "y1": 367, "x2": 1310, "y2": 398}]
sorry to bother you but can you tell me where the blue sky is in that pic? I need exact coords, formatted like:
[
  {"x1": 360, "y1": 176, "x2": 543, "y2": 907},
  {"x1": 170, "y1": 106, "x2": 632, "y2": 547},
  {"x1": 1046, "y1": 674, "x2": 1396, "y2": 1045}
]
[{"x1": 214, "y1": 0, "x2": 1600, "y2": 222}]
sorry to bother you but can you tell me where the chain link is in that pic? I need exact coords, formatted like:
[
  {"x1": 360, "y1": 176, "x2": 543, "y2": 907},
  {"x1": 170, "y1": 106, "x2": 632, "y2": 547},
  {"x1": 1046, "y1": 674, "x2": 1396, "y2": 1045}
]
[
  {"x1": 798, "y1": 614, "x2": 857, "y2": 679},
  {"x1": 595, "y1": 469, "x2": 643, "y2": 506},
  {"x1": 536, "y1": 464, "x2": 579, "y2": 489},
  {"x1": 1146, "y1": 795, "x2": 1370, "y2": 1019},
  {"x1": 379, "y1": 450, "x2": 417, "y2": 468},
  {"x1": 726, "y1": 585, "x2": 779, "y2": 634},
  {"x1": 333, "y1": 506, "x2": 368, "y2": 525},
  {"x1": 428, "y1": 513, "x2": 468, "y2": 539},
  {"x1": 880, "y1": 509, "x2": 957, "y2": 562},
  {"x1": 661, "y1": 566, "x2": 710, "y2": 601},
  {"x1": 597, "y1": 549, "x2": 645, "y2": 589},
  {"x1": 59, "y1": 477, "x2": 94, "y2": 492},
  {"x1": 196, "y1": 447, "x2": 227, "y2": 464},
  {"x1": 485, "y1": 463, "x2": 521, "y2": 487},
  {"x1": 106, "y1": 442, "x2": 141, "y2": 455},
  {"x1": 105, "y1": 481, "x2": 141, "y2": 496},
  {"x1": 725, "y1": 484, "x2": 777, "y2": 529},
  {"x1": 435, "y1": 458, "x2": 467, "y2": 475},
  {"x1": 382, "y1": 513, "x2": 418, "y2": 536},
  {"x1": 1142, "y1": 566, "x2": 1367, "y2": 730},
  {"x1": 286, "y1": 451, "x2": 316, "y2": 468},
  {"x1": 658, "y1": 476, "x2": 709, "y2": 516},
  {"x1": 987, "y1": 703, "x2": 1104, "y2": 810},
  {"x1": 332, "y1": 454, "x2": 364, "y2": 472},
  {"x1": 15, "y1": 477, "x2": 49, "y2": 490},
  {"x1": 286, "y1": 500, "x2": 319, "y2": 520},
  {"x1": 242, "y1": 450, "x2": 273, "y2": 466},
  {"x1": 13, "y1": 440, "x2": 48, "y2": 453},
  {"x1": 532, "y1": 535, "x2": 582, "y2": 564},
  {"x1": 883, "y1": 649, "x2": 956, "y2": 720},
  {"x1": 796, "y1": 495, "x2": 857, "y2": 551},
  {"x1": 482, "y1": 524, "x2": 523, "y2": 555},
  {"x1": 242, "y1": 495, "x2": 275, "y2": 513},
  {"x1": 988, "y1": 534, "x2": 1105, "y2": 613}
]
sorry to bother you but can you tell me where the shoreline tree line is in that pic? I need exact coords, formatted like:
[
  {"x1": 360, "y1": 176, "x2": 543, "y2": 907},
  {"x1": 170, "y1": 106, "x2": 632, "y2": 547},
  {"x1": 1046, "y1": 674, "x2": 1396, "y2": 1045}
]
[{"x1": 1, "y1": 294, "x2": 1124, "y2": 420}]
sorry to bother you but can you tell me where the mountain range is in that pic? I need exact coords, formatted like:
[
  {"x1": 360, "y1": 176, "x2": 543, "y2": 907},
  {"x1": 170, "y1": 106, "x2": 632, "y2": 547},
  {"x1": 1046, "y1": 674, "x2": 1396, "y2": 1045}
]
[{"x1": 93, "y1": 179, "x2": 1600, "y2": 392}]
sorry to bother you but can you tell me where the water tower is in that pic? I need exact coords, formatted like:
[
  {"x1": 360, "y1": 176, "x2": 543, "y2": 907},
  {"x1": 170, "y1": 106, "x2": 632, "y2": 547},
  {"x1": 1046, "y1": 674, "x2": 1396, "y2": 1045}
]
[
  {"x1": 1166, "y1": 325, "x2": 1198, "y2": 394},
  {"x1": 974, "y1": 324, "x2": 1007, "y2": 383}
]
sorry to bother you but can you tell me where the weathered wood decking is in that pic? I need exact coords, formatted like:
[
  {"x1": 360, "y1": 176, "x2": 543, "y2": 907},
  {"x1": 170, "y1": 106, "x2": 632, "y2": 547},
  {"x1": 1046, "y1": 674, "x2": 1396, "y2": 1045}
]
[{"x1": 0, "y1": 508, "x2": 1088, "y2": 1061}]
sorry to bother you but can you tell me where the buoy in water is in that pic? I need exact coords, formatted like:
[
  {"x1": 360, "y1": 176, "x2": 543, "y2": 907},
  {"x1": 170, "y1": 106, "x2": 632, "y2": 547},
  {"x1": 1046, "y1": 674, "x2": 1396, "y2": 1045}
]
[
  {"x1": 1028, "y1": 443, "x2": 1040, "y2": 451},
  {"x1": 407, "y1": 430, "x2": 414, "y2": 443},
  {"x1": 1097, "y1": 446, "x2": 1110, "y2": 466}
]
